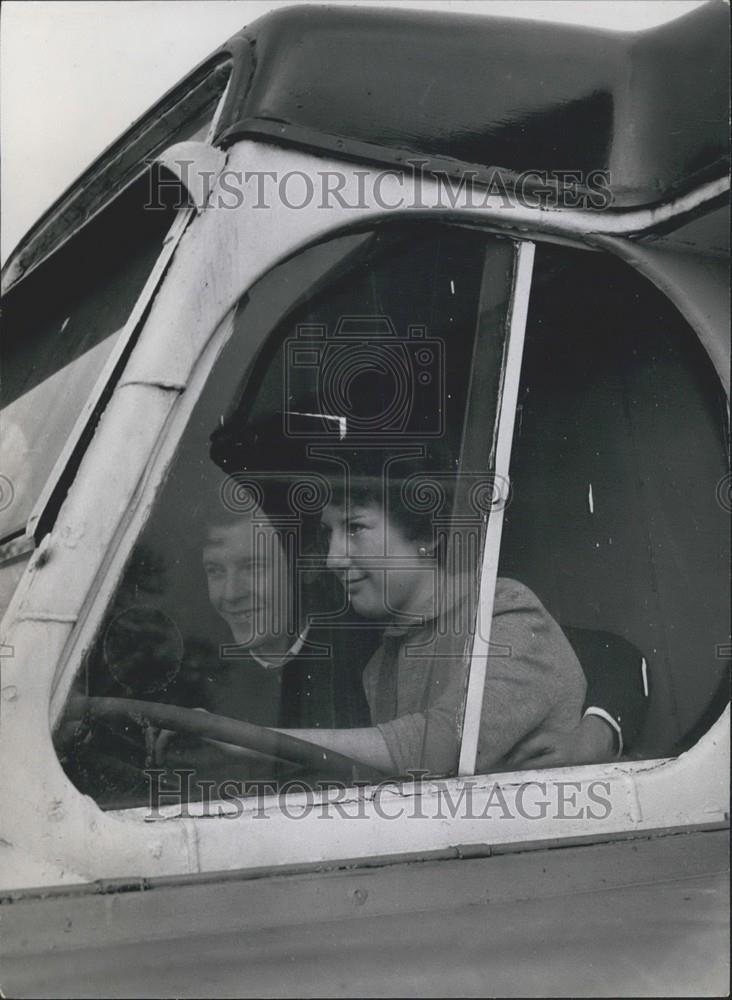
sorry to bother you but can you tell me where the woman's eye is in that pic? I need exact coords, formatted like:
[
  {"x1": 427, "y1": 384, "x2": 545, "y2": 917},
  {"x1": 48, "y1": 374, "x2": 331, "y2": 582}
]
[{"x1": 347, "y1": 523, "x2": 365, "y2": 538}]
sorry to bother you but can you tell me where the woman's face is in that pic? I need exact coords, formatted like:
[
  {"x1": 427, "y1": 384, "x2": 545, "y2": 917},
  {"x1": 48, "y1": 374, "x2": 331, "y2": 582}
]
[{"x1": 321, "y1": 499, "x2": 434, "y2": 619}]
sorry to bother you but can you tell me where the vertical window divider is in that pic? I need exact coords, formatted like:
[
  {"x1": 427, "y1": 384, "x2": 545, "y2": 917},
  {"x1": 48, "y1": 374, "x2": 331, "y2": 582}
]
[{"x1": 457, "y1": 240, "x2": 535, "y2": 777}]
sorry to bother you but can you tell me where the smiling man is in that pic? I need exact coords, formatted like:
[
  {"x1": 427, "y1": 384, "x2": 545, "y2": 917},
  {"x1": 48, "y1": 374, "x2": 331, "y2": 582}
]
[
  {"x1": 196, "y1": 487, "x2": 302, "y2": 724},
  {"x1": 186, "y1": 474, "x2": 375, "y2": 736}
]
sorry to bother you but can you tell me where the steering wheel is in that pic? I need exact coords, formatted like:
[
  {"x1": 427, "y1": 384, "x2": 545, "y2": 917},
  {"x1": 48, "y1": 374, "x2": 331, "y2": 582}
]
[{"x1": 68, "y1": 694, "x2": 388, "y2": 784}]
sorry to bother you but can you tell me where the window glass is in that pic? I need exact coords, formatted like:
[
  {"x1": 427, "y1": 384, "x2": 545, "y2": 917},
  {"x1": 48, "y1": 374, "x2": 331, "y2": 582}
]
[
  {"x1": 4, "y1": 60, "x2": 230, "y2": 290},
  {"x1": 55, "y1": 224, "x2": 520, "y2": 809},
  {"x1": 0, "y1": 171, "x2": 179, "y2": 547},
  {"x1": 498, "y1": 244, "x2": 730, "y2": 763},
  {"x1": 0, "y1": 64, "x2": 232, "y2": 618}
]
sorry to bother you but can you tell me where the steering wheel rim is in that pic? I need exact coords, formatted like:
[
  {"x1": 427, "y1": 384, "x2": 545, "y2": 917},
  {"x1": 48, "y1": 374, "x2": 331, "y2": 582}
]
[{"x1": 68, "y1": 694, "x2": 388, "y2": 784}]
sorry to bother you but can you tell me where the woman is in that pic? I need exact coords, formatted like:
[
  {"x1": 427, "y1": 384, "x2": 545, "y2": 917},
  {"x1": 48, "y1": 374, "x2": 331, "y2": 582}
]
[{"x1": 276, "y1": 447, "x2": 588, "y2": 777}]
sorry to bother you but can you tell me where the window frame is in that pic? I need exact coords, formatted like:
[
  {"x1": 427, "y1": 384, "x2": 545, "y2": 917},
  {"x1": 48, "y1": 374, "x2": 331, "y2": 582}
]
[
  {"x1": 1, "y1": 143, "x2": 727, "y2": 886},
  {"x1": 457, "y1": 240, "x2": 535, "y2": 776}
]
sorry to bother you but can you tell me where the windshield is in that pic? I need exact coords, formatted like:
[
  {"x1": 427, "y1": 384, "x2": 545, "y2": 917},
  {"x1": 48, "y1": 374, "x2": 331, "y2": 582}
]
[{"x1": 54, "y1": 222, "x2": 516, "y2": 808}]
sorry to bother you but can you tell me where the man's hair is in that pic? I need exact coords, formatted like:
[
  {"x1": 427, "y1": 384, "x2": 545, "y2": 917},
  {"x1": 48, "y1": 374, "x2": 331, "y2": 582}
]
[
  {"x1": 193, "y1": 474, "x2": 314, "y2": 561},
  {"x1": 197, "y1": 412, "x2": 323, "y2": 555}
]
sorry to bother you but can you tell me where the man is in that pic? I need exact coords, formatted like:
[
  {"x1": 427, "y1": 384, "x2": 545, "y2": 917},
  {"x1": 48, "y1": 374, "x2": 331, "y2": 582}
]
[{"x1": 186, "y1": 478, "x2": 373, "y2": 734}]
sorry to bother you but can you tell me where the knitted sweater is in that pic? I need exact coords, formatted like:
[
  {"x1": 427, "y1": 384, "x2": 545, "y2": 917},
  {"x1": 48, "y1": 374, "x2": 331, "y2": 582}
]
[{"x1": 363, "y1": 577, "x2": 587, "y2": 775}]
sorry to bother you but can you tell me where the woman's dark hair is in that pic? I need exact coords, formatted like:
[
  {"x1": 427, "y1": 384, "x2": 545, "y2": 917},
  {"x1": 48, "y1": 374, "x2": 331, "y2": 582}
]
[
  {"x1": 323, "y1": 440, "x2": 458, "y2": 545},
  {"x1": 207, "y1": 410, "x2": 462, "y2": 557}
]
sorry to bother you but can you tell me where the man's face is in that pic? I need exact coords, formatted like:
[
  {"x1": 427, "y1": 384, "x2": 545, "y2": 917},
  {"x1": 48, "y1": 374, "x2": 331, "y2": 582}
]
[{"x1": 202, "y1": 511, "x2": 291, "y2": 651}]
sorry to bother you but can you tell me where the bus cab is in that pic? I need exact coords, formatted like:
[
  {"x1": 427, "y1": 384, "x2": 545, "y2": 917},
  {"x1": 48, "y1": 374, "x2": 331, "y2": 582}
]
[{"x1": 0, "y1": 3, "x2": 729, "y2": 995}]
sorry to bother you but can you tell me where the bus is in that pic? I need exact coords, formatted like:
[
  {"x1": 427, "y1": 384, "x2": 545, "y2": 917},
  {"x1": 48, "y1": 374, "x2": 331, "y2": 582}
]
[{"x1": 1, "y1": 3, "x2": 729, "y2": 995}]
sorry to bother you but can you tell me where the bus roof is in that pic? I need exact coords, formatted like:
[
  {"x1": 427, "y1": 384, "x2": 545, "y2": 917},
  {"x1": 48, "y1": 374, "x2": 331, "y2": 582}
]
[
  {"x1": 220, "y1": 1, "x2": 729, "y2": 207},
  {"x1": 3, "y1": 1, "x2": 728, "y2": 292}
]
